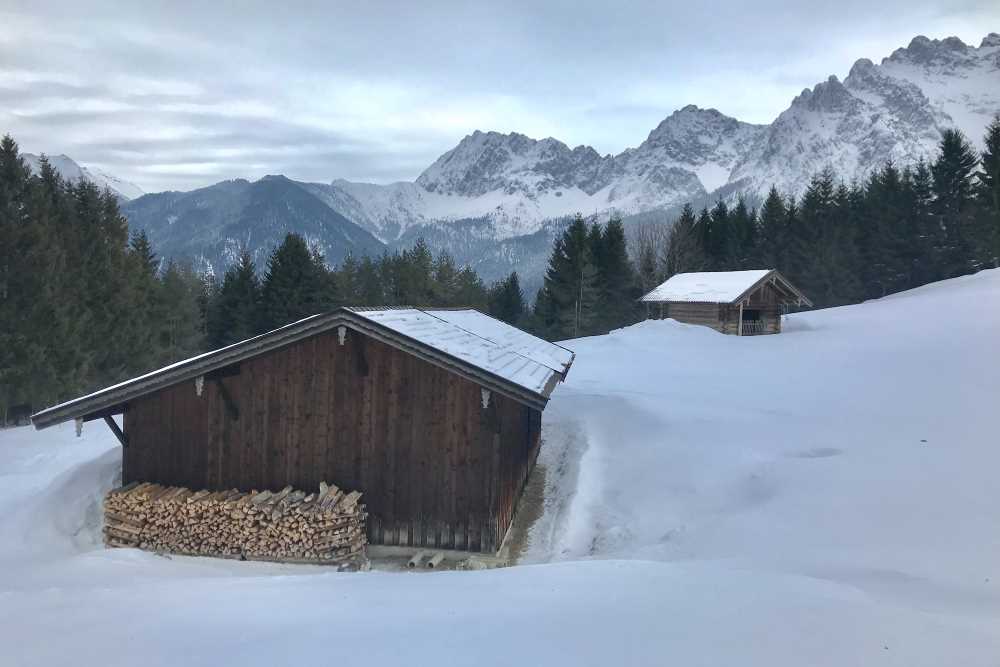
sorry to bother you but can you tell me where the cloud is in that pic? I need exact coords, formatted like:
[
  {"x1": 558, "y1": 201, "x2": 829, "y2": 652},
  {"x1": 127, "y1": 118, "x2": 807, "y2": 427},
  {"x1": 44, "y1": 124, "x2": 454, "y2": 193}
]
[{"x1": 1, "y1": 1, "x2": 997, "y2": 192}]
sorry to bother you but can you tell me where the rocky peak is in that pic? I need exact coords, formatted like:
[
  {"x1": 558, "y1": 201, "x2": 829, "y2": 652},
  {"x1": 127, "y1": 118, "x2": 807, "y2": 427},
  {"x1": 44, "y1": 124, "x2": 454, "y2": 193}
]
[
  {"x1": 981, "y1": 33, "x2": 1000, "y2": 49},
  {"x1": 791, "y1": 75, "x2": 857, "y2": 113}
]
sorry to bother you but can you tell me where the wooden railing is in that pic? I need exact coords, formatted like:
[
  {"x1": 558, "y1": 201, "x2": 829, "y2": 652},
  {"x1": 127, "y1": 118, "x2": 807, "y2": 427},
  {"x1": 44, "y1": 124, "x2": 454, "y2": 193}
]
[{"x1": 739, "y1": 319, "x2": 767, "y2": 335}]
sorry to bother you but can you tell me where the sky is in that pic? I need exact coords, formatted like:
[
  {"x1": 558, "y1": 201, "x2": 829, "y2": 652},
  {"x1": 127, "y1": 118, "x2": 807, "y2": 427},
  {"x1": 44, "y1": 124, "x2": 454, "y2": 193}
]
[{"x1": 1, "y1": 1, "x2": 998, "y2": 194}]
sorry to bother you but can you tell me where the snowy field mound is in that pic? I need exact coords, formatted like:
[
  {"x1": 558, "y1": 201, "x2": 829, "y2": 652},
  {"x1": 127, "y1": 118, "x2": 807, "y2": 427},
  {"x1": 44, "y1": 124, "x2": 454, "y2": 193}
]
[{"x1": 2, "y1": 269, "x2": 999, "y2": 666}]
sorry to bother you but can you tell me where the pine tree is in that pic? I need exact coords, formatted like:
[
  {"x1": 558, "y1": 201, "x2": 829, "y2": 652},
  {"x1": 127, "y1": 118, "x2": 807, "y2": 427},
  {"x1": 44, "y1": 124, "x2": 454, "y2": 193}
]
[
  {"x1": 334, "y1": 254, "x2": 361, "y2": 305},
  {"x1": 976, "y1": 115, "x2": 1000, "y2": 265},
  {"x1": 755, "y1": 187, "x2": 787, "y2": 270},
  {"x1": 706, "y1": 201, "x2": 731, "y2": 269},
  {"x1": 207, "y1": 249, "x2": 261, "y2": 347},
  {"x1": 431, "y1": 251, "x2": 460, "y2": 305},
  {"x1": 259, "y1": 233, "x2": 328, "y2": 331},
  {"x1": 728, "y1": 197, "x2": 757, "y2": 267},
  {"x1": 931, "y1": 129, "x2": 980, "y2": 277},
  {"x1": 157, "y1": 260, "x2": 205, "y2": 364},
  {"x1": 594, "y1": 216, "x2": 639, "y2": 332},
  {"x1": 663, "y1": 204, "x2": 704, "y2": 277},
  {"x1": 487, "y1": 271, "x2": 526, "y2": 325},
  {"x1": 453, "y1": 265, "x2": 488, "y2": 309},
  {"x1": 543, "y1": 215, "x2": 601, "y2": 339}
]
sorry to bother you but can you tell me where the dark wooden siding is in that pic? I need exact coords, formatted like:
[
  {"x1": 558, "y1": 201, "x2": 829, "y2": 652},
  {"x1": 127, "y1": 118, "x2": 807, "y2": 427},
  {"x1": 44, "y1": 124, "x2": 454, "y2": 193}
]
[{"x1": 122, "y1": 328, "x2": 540, "y2": 553}]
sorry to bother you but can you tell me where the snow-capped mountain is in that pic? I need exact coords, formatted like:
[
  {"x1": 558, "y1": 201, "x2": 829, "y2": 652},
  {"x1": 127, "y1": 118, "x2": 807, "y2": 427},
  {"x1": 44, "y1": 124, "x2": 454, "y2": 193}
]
[
  {"x1": 731, "y1": 34, "x2": 1000, "y2": 195},
  {"x1": 22, "y1": 153, "x2": 144, "y2": 201},
  {"x1": 306, "y1": 33, "x2": 997, "y2": 246},
  {"x1": 120, "y1": 33, "x2": 999, "y2": 293},
  {"x1": 312, "y1": 106, "x2": 763, "y2": 243}
]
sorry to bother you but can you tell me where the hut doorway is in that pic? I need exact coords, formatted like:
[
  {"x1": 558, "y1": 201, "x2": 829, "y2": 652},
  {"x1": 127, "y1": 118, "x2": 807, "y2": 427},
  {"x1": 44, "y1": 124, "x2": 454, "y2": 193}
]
[{"x1": 740, "y1": 308, "x2": 764, "y2": 335}]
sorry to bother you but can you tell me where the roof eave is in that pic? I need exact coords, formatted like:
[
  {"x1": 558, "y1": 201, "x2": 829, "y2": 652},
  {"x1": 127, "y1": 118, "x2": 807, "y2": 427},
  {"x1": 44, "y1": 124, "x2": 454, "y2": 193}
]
[{"x1": 31, "y1": 307, "x2": 561, "y2": 429}]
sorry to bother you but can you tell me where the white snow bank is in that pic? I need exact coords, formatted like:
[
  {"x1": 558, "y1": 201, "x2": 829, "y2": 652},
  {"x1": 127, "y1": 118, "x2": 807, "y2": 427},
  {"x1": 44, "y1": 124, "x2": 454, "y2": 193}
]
[{"x1": 2, "y1": 269, "x2": 1000, "y2": 665}]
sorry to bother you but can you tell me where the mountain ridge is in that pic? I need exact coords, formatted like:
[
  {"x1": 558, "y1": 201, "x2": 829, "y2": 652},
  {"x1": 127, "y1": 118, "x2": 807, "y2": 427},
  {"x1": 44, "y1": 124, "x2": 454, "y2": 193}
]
[{"x1": 43, "y1": 32, "x2": 1000, "y2": 288}]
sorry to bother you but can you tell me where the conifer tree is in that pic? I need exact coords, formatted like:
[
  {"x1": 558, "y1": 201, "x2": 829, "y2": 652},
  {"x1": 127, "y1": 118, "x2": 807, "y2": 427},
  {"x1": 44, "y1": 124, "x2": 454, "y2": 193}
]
[
  {"x1": 663, "y1": 204, "x2": 703, "y2": 276},
  {"x1": 157, "y1": 260, "x2": 205, "y2": 364},
  {"x1": 976, "y1": 115, "x2": 1000, "y2": 264},
  {"x1": 259, "y1": 233, "x2": 327, "y2": 331},
  {"x1": 931, "y1": 129, "x2": 980, "y2": 277},
  {"x1": 537, "y1": 215, "x2": 601, "y2": 339},
  {"x1": 207, "y1": 249, "x2": 261, "y2": 347},
  {"x1": 594, "y1": 216, "x2": 639, "y2": 331},
  {"x1": 487, "y1": 271, "x2": 526, "y2": 325},
  {"x1": 728, "y1": 197, "x2": 756, "y2": 267},
  {"x1": 755, "y1": 187, "x2": 787, "y2": 270}
]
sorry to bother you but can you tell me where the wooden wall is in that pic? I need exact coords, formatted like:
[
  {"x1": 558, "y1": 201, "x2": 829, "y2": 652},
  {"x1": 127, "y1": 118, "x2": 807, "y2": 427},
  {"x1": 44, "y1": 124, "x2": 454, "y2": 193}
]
[
  {"x1": 122, "y1": 329, "x2": 541, "y2": 553},
  {"x1": 657, "y1": 302, "x2": 724, "y2": 332}
]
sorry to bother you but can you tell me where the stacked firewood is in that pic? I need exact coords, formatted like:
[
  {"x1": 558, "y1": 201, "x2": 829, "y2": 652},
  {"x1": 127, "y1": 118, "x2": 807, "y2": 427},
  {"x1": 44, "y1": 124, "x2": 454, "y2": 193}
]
[{"x1": 103, "y1": 481, "x2": 366, "y2": 568}]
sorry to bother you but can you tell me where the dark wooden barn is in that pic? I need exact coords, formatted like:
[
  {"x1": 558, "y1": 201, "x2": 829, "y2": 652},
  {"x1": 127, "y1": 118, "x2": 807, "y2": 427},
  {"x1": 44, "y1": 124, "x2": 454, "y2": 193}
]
[
  {"x1": 31, "y1": 307, "x2": 575, "y2": 554},
  {"x1": 640, "y1": 269, "x2": 812, "y2": 335}
]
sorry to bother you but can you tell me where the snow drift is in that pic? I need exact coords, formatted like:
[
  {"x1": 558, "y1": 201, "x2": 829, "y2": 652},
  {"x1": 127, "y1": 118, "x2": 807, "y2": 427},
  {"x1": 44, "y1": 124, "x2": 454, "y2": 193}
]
[{"x1": 2, "y1": 269, "x2": 1000, "y2": 666}]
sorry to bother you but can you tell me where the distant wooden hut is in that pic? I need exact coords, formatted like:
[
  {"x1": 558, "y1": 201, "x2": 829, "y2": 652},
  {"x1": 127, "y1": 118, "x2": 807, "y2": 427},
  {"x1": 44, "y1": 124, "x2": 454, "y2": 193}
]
[
  {"x1": 31, "y1": 307, "x2": 575, "y2": 554},
  {"x1": 640, "y1": 269, "x2": 812, "y2": 335}
]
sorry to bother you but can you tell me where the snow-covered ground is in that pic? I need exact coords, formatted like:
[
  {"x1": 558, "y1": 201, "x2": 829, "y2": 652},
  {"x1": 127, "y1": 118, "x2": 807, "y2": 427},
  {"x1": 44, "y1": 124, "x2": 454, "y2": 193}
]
[{"x1": 2, "y1": 269, "x2": 999, "y2": 665}]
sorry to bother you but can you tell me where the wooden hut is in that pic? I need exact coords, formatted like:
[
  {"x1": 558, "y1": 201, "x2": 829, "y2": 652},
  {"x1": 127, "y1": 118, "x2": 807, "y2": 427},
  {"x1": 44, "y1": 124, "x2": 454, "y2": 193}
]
[
  {"x1": 31, "y1": 307, "x2": 575, "y2": 554},
  {"x1": 640, "y1": 269, "x2": 812, "y2": 335}
]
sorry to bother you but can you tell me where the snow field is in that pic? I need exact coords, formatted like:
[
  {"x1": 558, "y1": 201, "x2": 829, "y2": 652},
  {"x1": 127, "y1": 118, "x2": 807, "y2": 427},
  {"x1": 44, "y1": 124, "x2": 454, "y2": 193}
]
[{"x1": 2, "y1": 269, "x2": 1000, "y2": 665}]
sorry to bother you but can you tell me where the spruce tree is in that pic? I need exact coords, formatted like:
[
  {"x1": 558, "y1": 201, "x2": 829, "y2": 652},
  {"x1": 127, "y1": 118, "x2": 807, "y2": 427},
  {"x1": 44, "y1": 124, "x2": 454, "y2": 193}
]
[
  {"x1": 594, "y1": 216, "x2": 639, "y2": 332},
  {"x1": 755, "y1": 187, "x2": 787, "y2": 270},
  {"x1": 208, "y1": 249, "x2": 261, "y2": 347},
  {"x1": 487, "y1": 272, "x2": 526, "y2": 325},
  {"x1": 157, "y1": 260, "x2": 205, "y2": 364},
  {"x1": 931, "y1": 129, "x2": 980, "y2": 277},
  {"x1": 537, "y1": 215, "x2": 600, "y2": 339},
  {"x1": 259, "y1": 233, "x2": 327, "y2": 331},
  {"x1": 977, "y1": 115, "x2": 1000, "y2": 264},
  {"x1": 663, "y1": 204, "x2": 704, "y2": 276}
]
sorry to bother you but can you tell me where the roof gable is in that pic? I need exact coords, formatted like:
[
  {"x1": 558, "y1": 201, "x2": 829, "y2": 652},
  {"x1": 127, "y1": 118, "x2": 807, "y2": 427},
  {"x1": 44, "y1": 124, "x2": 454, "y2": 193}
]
[{"x1": 32, "y1": 307, "x2": 574, "y2": 429}]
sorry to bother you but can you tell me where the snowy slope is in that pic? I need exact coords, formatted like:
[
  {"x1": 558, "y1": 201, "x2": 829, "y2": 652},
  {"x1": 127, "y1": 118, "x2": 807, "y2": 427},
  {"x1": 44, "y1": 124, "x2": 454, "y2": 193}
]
[
  {"x1": 22, "y1": 153, "x2": 144, "y2": 201},
  {"x1": 2, "y1": 270, "x2": 999, "y2": 665}
]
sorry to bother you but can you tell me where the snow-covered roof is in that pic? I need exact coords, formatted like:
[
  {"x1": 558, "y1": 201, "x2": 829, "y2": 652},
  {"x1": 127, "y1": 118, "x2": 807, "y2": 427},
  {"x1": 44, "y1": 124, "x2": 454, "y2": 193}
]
[
  {"x1": 349, "y1": 308, "x2": 574, "y2": 396},
  {"x1": 32, "y1": 307, "x2": 573, "y2": 429},
  {"x1": 640, "y1": 269, "x2": 811, "y2": 306}
]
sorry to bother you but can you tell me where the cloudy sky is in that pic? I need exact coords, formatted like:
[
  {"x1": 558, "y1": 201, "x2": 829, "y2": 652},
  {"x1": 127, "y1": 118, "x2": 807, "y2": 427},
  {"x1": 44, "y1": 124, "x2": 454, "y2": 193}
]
[{"x1": 2, "y1": 1, "x2": 998, "y2": 193}]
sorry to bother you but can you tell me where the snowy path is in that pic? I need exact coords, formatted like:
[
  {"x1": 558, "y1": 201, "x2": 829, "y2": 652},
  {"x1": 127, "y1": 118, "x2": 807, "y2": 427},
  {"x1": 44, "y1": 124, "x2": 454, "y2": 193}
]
[{"x1": 3, "y1": 270, "x2": 1000, "y2": 665}]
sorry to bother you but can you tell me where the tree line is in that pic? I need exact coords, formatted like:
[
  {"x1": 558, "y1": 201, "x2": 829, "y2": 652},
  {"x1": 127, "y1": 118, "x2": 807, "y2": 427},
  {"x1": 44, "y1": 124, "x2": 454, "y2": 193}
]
[
  {"x1": 0, "y1": 136, "x2": 208, "y2": 422},
  {"x1": 648, "y1": 122, "x2": 1000, "y2": 308},
  {"x1": 0, "y1": 132, "x2": 529, "y2": 421},
  {"x1": 3, "y1": 117, "x2": 998, "y2": 419},
  {"x1": 206, "y1": 235, "x2": 526, "y2": 349}
]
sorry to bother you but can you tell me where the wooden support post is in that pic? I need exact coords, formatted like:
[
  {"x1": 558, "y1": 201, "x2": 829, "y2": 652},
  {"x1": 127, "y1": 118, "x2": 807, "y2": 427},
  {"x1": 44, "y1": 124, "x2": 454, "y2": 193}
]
[
  {"x1": 738, "y1": 302, "x2": 744, "y2": 336},
  {"x1": 103, "y1": 415, "x2": 128, "y2": 448}
]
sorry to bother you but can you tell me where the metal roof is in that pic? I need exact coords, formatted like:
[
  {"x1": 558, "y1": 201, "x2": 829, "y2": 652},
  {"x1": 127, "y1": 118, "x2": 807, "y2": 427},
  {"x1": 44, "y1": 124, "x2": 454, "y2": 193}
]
[
  {"x1": 640, "y1": 269, "x2": 813, "y2": 306},
  {"x1": 31, "y1": 307, "x2": 575, "y2": 429}
]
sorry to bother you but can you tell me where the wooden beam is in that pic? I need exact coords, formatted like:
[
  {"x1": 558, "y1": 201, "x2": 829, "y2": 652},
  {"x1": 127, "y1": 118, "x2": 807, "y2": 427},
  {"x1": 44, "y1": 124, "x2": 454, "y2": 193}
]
[
  {"x1": 82, "y1": 405, "x2": 126, "y2": 422},
  {"x1": 214, "y1": 378, "x2": 240, "y2": 420},
  {"x1": 205, "y1": 363, "x2": 241, "y2": 380},
  {"x1": 103, "y1": 415, "x2": 128, "y2": 448},
  {"x1": 738, "y1": 302, "x2": 744, "y2": 336}
]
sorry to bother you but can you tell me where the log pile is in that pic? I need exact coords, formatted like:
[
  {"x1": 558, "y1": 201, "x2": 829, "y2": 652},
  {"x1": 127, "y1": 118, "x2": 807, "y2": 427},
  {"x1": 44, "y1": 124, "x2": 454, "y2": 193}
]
[{"x1": 103, "y1": 481, "x2": 367, "y2": 568}]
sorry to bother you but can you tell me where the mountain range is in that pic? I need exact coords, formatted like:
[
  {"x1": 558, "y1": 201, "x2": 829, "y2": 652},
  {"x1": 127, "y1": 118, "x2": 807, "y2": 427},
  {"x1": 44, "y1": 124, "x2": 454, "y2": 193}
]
[
  {"x1": 28, "y1": 33, "x2": 1000, "y2": 290},
  {"x1": 22, "y1": 153, "x2": 144, "y2": 201}
]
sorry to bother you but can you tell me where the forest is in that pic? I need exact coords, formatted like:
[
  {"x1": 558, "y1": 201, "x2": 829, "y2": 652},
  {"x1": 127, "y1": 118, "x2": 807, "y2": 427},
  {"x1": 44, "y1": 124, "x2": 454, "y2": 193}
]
[{"x1": 1, "y1": 118, "x2": 998, "y2": 421}]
